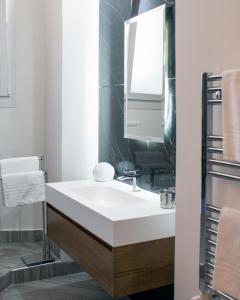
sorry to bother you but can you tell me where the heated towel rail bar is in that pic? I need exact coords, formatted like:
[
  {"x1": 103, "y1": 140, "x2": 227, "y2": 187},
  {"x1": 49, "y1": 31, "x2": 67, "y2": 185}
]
[
  {"x1": 0, "y1": 157, "x2": 44, "y2": 180},
  {"x1": 201, "y1": 73, "x2": 238, "y2": 300},
  {"x1": 0, "y1": 156, "x2": 54, "y2": 267}
]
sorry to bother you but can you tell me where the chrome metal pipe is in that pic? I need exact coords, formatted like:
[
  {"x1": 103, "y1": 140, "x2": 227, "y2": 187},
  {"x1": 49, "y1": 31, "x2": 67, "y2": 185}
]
[
  {"x1": 207, "y1": 135, "x2": 223, "y2": 141},
  {"x1": 42, "y1": 201, "x2": 47, "y2": 260},
  {"x1": 207, "y1": 205, "x2": 221, "y2": 214},
  {"x1": 207, "y1": 216, "x2": 219, "y2": 224},
  {"x1": 208, "y1": 147, "x2": 223, "y2": 153},
  {"x1": 208, "y1": 87, "x2": 222, "y2": 92},
  {"x1": 207, "y1": 228, "x2": 218, "y2": 235},
  {"x1": 206, "y1": 239, "x2": 217, "y2": 247},
  {"x1": 207, "y1": 74, "x2": 222, "y2": 81},
  {"x1": 208, "y1": 159, "x2": 240, "y2": 168},
  {"x1": 0, "y1": 94, "x2": 11, "y2": 98},
  {"x1": 206, "y1": 284, "x2": 234, "y2": 300},
  {"x1": 207, "y1": 99, "x2": 222, "y2": 104},
  {"x1": 206, "y1": 261, "x2": 215, "y2": 269},
  {"x1": 205, "y1": 272, "x2": 213, "y2": 279},
  {"x1": 206, "y1": 250, "x2": 216, "y2": 258},
  {"x1": 208, "y1": 170, "x2": 240, "y2": 181}
]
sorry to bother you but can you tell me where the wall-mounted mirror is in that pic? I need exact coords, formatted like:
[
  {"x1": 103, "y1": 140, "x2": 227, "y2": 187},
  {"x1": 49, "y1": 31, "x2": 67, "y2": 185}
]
[{"x1": 124, "y1": 5, "x2": 166, "y2": 142}]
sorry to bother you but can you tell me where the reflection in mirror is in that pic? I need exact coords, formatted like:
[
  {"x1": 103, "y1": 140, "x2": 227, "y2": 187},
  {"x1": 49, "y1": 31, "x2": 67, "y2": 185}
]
[
  {"x1": 0, "y1": 0, "x2": 9, "y2": 97},
  {"x1": 124, "y1": 5, "x2": 166, "y2": 142}
]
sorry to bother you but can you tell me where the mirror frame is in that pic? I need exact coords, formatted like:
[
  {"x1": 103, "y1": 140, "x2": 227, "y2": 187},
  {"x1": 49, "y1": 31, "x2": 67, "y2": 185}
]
[{"x1": 124, "y1": 5, "x2": 167, "y2": 143}]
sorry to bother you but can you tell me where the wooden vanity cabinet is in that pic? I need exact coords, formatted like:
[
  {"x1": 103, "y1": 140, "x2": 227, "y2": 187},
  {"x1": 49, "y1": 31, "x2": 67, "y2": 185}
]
[{"x1": 47, "y1": 204, "x2": 174, "y2": 298}]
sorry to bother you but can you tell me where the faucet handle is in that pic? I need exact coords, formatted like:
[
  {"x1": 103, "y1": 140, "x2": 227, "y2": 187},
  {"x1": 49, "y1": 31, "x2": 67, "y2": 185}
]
[{"x1": 123, "y1": 169, "x2": 141, "y2": 176}]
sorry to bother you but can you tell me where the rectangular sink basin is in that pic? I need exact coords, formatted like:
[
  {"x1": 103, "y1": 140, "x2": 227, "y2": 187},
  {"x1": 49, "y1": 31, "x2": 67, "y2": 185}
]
[
  {"x1": 46, "y1": 180, "x2": 175, "y2": 247},
  {"x1": 70, "y1": 186, "x2": 148, "y2": 208}
]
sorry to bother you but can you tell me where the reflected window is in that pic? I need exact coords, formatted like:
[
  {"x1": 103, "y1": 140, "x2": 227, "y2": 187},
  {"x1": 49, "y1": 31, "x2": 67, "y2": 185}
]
[
  {"x1": 130, "y1": 8, "x2": 164, "y2": 96},
  {"x1": 124, "y1": 5, "x2": 166, "y2": 142},
  {"x1": 0, "y1": 0, "x2": 9, "y2": 97}
]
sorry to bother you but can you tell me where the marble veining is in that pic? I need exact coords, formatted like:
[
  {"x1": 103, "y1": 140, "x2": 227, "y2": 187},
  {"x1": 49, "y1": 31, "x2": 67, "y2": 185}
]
[
  {"x1": 0, "y1": 273, "x2": 173, "y2": 300},
  {"x1": 0, "y1": 241, "x2": 81, "y2": 293},
  {"x1": 131, "y1": 0, "x2": 175, "y2": 17},
  {"x1": 99, "y1": 0, "x2": 131, "y2": 87},
  {"x1": 99, "y1": 0, "x2": 176, "y2": 193}
]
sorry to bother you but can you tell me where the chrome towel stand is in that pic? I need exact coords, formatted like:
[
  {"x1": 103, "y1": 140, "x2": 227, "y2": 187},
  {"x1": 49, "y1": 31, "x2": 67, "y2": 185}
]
[
  {"x1": 201, "y1": 72, "x2": 238, "y2": 300},
  {"x1": 0, "y1": 157, "x2": 54, "y2": 267}
]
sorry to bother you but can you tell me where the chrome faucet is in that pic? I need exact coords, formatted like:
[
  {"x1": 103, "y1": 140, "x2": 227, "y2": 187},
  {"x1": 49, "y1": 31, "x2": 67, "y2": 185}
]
[{"x1": 117, "y1": 170, "x2": 141, "y2": 192}]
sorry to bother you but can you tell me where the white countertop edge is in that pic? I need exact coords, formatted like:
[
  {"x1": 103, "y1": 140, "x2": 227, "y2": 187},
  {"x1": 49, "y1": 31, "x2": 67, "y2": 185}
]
[{"x1": 46, "y1": 180, "x2": 175, "y2": 247}]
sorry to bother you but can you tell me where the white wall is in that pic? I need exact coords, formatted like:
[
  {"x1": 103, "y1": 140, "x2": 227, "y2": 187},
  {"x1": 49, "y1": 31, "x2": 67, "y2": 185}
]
[
  {"x1": 44, "y1": 0, "x2": 62, "y2": 183},
  {"x1": 0, "y1": 0, "x2": 45, "y2": 230},
  {"x1": 61, "y1": 0, "x2": 99, "y2": 181},
  {"x1": 0, "y1": 0, "x2": 99, "y2": 231},
  {"x1": 175, "y1": 1, "x2": 240, "y2": 299},
  {"x1": 0, "y1": 0, "x2": 99, "y2": 230},
  {"x1": 44, "y1": 0, "x2": 99, "y2": 182}
]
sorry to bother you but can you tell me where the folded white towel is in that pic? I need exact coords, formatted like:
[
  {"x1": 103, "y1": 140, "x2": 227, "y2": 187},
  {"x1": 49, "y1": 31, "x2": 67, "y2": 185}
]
[
  {"x1": 213, "y1": 207, "x2": 240, "y2": 300},
  {"x1": 0, "y1": 156, "x2": 39, "y2": 175},
  {"x1": 1, "y1": 171, "x2": 45, "y2": 207}
]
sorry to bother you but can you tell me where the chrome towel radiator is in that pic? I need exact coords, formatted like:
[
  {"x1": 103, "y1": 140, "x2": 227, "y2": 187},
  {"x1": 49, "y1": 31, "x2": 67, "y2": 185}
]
[
  {"x1": 201, "y1": 73, "x2": 239, "y2": 300},
  {"x1": 0, "y1": 157, "x2": 54, "y2": 267}
]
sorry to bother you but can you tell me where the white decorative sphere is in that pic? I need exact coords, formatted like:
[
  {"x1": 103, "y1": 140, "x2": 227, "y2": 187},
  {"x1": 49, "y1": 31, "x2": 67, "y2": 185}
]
[{"x1": 92, "y1": 162, "x2": 115, "y2": 182}]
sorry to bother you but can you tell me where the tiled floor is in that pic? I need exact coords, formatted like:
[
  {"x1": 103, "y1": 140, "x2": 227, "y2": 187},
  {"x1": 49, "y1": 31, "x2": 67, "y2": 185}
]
[
  {"x1": 0, "y1": 244, "x2": 173, "y2": 299},
  {"x1": 0, "y1": 242, "x2": 81, "y2": 293},
  {"x1": 0, "y1": 242, "x2": 42, "y2": 276},
  {"x1": 0, "y1": 273, "x2": 174, "y2": 300},
  {"x1": 0, "y1": 273, "x2": 128, "y2": 300}
]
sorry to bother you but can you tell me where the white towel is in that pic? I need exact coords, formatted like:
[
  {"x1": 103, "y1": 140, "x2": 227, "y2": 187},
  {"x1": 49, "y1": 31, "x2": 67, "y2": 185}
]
[
  {"x1": 222, "y1": 69, "x2": 240, "y2": 162},
  {"x1": 0, "y1": 156, "x2": 39, "y2": 175},
  {"x1": 213, "y1": 207, "x2": 240, "y2": 300},
  {"x1": 191, "y1": 294, "x2": 209, "y2": 300},
  {"x1": 1, "y1": 171, "x2": 45, "y2": 207}
]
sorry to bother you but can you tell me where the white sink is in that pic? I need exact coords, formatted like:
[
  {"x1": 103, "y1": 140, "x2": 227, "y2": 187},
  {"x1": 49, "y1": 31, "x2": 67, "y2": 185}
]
[
  {"x1": 70, "y1": 186, "x2": 147, "y2": 208},
  {"x1": 46, "y1": 180, "x2": 175, "y2": 247}
]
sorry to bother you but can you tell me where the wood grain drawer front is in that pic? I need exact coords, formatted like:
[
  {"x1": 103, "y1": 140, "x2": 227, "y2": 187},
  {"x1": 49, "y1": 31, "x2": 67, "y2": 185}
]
[
  {"x1": 47, "y1": 205, "x2": 114, "y2": 296},
  {"x1": 113, "y1": 238, "x2": 175, "y2": 296},
  {"x1": 47, "y1": 205, "x2": 174, "y2": 298}
]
